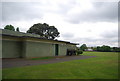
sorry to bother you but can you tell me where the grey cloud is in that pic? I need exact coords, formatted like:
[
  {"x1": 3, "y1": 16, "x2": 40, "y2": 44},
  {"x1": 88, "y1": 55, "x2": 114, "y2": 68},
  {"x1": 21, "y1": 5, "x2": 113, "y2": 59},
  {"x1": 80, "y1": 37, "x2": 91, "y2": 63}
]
[
  {"x1": 1, "y1": 1, "x2": 118, "y2": 24},
  {"x1": 0, "y1": 2, "x2": 2, "y2": 26},
  {"x1": 118, "y1": 2, "x2": 120, "y2": 22},
  {"x1": 1, "y1": 1, "x2": 73, "y2": 23},
  {"x1": 65, "y1": 2, "x2": 118, "y2": 24},
  {"x1": 87, "y1": 29, "x2": 92, "y2": 32},
  {"x1": 61, "y1": 31, "x2": 118, "y2": 46},
  {"x1": 61, "y1": 33, "x2": 74, "y2": 39},
  {"x1": 100, "y1": 30, "x2": 118, "y2": 38},
  {"x1": 57, "y1": 0, "x2": 78, "y2": 14},
  {"x1": 2, "y1": 2, "x2": 43, "y2": 22},
  {"x1": 68, "y1": 37, "x2": 118, "y2": 47}
]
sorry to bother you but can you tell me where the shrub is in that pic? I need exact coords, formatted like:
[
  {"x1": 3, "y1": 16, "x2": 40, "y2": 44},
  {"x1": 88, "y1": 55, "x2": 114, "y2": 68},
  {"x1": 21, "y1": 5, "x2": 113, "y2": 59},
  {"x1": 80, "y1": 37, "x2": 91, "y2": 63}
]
[{"x1": 77, "y1": 50, "x2": 83, "y2": 55}]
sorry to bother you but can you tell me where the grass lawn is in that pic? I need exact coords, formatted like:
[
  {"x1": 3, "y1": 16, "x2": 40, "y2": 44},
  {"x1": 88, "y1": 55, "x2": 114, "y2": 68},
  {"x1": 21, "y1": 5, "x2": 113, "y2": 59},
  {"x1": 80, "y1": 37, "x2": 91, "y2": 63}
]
[{"x1": 2, "y1": 52, "x2": 119, "y2": 79}]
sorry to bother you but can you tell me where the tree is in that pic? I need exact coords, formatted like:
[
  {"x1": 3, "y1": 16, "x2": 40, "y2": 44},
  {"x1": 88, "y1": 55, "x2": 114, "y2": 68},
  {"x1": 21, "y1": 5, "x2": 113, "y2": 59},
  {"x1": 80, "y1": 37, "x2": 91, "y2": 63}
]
[
  {"x1": 96, "y1": 45, "x2": 111, "y2": 52},
  {"x1": 16, "y1": 27, "x2": 20, "y2": 32},
  {"x1": 4, "y1": 25, "x2": 15, "y2": 31},
  {"x1": 27, "y1": 23, "x2": 60, "y2": 39},
  {"x1": 93, "y1": 47, "x2": 97, "y2": 51},
  {"x1": 101, "y1": 45, "x2": 111, "y2": 52},
  {"x1": 96, "y1": 46, "x2": 102, "y2": 51},
  {"x1": 80, "y1": 44, "x2": 87, "y2": 51},
  {"x1": 112, "y1": 47, "x2": 120, "y2": 52}
]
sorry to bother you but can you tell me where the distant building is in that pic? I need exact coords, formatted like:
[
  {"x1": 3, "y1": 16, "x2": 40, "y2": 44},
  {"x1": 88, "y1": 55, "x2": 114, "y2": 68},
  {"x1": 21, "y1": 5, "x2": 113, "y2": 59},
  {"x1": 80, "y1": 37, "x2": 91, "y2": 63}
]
[
  {"x1": 1, "y1": 29, "x2": 78, "y2": 58},
  {"x1": 85, "y1": 47, "x2": 93, "y2": 51}
]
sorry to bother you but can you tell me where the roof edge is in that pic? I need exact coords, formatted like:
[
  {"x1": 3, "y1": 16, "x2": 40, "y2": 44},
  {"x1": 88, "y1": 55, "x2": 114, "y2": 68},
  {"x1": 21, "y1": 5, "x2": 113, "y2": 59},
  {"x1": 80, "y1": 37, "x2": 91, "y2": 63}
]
[{"x1": 1, "y1": 29, "x2": 79, "y2": 45}]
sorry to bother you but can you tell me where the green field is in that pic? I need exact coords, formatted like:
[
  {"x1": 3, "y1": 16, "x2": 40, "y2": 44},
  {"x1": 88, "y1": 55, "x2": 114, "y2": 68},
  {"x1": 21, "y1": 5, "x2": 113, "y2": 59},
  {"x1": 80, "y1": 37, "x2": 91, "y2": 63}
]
[{"x1": 2, "y1": 52, "x2": 118, "y2": 79}]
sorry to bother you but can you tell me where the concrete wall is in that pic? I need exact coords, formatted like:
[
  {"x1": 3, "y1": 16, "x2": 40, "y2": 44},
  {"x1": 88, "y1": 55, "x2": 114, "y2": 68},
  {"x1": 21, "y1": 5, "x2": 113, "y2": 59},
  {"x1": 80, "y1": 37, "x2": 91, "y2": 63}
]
[
  {"x1": 66, "y1": 44, "x2": 76, "y2": 50},
  {"x1": 58, "y1": 44, "x2": 67, "y2": 56},
  {"x1": 0, "y1": 40, "x2": 2, "y2": 58},
  {"x1": 58, "y1": 44, "x2": 77, "y2": 56},
  {"x1": 2, "y1": 40, "x2": 22, "y2": 58},
  {"x1": 24, "y1": 41, "x2": 55, "y2": 58},
  {"x1": 2, "y1": 36, "x2": 77, "y2": 58}
]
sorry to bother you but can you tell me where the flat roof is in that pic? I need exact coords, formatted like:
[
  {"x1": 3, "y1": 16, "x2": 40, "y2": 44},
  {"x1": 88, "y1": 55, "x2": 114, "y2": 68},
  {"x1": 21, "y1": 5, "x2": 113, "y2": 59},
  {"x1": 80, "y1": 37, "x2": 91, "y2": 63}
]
[{"x1": 1, "y1": 29, "x2": 79, "y2": 45}]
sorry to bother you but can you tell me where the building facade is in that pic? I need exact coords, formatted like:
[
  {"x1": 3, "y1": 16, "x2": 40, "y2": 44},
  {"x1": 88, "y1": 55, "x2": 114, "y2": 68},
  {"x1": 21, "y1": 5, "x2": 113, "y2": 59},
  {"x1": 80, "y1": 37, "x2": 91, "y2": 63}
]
[{"x1": 1, "y1": 29, "x2": 78, "y2": 58}]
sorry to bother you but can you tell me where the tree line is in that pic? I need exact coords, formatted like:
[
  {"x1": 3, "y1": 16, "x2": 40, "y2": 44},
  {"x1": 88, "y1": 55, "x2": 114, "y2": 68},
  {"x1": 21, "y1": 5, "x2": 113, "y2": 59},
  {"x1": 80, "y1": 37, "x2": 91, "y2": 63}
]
[
  {"x1": 79, "y1": 44, "x2": 120, "y2": 52},
  {"x1": 93, "y1": 46, "x2": 120, "y2": 52},
  {"x1": 4, "y1": 25, "x2": 20, "y2": 32}
]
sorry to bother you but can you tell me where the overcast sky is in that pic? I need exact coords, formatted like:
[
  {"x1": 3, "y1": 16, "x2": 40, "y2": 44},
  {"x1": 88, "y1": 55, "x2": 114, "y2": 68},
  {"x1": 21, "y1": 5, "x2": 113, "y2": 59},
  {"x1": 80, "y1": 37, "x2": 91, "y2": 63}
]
[{"x1": 0, "y1": 0, "x2": 119, "y2": 47}]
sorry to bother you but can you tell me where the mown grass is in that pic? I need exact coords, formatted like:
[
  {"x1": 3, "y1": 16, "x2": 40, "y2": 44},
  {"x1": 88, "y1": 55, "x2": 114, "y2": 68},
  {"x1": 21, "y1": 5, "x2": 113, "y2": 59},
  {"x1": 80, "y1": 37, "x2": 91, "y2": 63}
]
[{"x1": 2, "y1": 52, "x2": 119, "y2": 79}]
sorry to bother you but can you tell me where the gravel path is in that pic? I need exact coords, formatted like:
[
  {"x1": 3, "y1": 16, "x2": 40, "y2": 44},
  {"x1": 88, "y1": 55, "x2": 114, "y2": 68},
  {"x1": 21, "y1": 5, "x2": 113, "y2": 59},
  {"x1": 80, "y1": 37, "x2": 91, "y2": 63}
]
[{"x1": 2, "y1": 55, "x2": 96, "y2": 68}]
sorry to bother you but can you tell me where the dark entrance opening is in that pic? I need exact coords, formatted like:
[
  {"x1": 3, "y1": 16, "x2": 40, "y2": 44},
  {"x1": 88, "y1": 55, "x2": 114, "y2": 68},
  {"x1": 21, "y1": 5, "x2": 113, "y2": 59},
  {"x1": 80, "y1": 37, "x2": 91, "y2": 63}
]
[
  {"x1": 66, "y1": 49, "x2": 76, "y2": 56},
  {"x1": 55, "y1": 44, "x2": 59, "y2": 56}
]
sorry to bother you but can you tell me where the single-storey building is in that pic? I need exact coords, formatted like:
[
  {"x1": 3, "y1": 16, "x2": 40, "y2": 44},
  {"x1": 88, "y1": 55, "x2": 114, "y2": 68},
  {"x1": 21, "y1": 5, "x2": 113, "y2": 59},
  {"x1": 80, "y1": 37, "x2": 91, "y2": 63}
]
[{"x1": 1, "y1": 29, "x2": 78, "y2": 58}]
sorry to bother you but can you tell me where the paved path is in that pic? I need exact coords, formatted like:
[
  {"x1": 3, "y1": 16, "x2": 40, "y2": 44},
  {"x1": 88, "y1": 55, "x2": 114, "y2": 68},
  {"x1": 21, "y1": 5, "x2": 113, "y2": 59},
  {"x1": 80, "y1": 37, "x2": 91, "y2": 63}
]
[{"x1": 2, "y1": 55, "x2": 96, "y2": 68}]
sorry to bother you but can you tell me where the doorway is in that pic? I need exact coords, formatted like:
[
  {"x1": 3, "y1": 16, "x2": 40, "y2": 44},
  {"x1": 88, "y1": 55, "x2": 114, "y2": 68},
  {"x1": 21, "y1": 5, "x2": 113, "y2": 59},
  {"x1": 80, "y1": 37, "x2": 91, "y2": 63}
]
[{"x1": 55, "y1": 44, "x2": 59, "y2": 56}]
